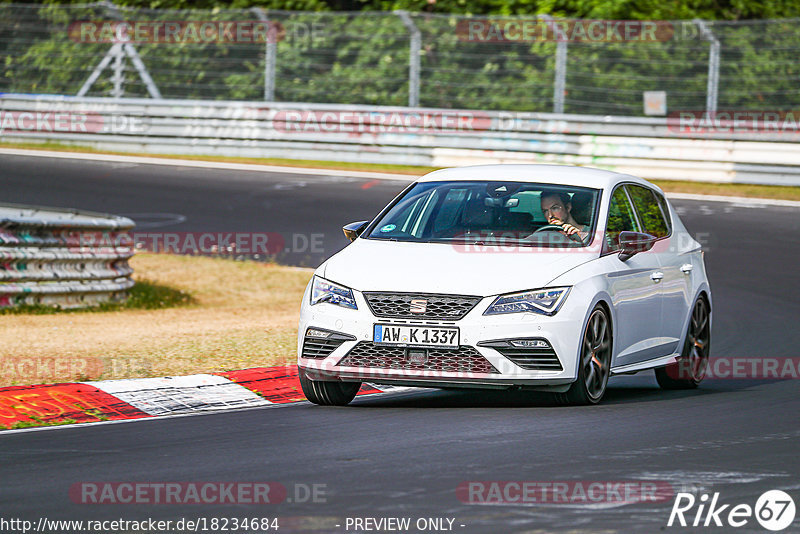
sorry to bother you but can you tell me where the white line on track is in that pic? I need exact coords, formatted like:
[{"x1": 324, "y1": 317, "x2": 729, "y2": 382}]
[{"x1": 0, "y1": 148, "x2": 416, "y2": 181}]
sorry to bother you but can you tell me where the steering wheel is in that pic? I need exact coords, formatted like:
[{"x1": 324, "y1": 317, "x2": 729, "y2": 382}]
[{"x1": 532, "y1": 224, "x2": 585, "y2": 243}]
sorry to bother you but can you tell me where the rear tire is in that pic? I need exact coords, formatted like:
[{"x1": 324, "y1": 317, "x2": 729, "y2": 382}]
[
  {"x1": 298, "y1": 366, "x2": 361, "y2": 406},
  {"x1": 554, "y1": 304, "x2": 612, "y2": 405},
  {"x1": 655, "y1": 297, "x2": 710, "y2": 390}
]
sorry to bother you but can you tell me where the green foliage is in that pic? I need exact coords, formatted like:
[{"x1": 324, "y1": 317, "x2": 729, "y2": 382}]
[
  {"x1": 123, "y1": 278, "x2": 194, "y2": 310},
  {"x1": 2, "y1": 3, "x2": 800, "y2": 114},
  {"x1": 5, "y1": 0, "x2": 800, "y2": 17},
  {"x1": 4, "y1": 416, "x2": 78, "y2": 430}
]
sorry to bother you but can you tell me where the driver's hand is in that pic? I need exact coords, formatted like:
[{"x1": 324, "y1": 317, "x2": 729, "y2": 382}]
[{"x1": 561, "y1": 223, "x2": 580, "y2": 236}]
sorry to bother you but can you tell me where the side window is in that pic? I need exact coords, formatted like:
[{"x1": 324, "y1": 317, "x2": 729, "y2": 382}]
[
  {"x1": 626, "y1": 185, "x2": 669, "y2": 238},
  {"x1": 654, "y1": 191, "x2": 672, "y2": 233},
  {"x1": 605, "y1": 187, "x2": 639, "y2": 252}
]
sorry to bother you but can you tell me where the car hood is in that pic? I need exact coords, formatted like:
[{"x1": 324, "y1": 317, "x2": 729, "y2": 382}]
[{"x1": 321, "y1": 238, "x2": 597, "y2": 297}]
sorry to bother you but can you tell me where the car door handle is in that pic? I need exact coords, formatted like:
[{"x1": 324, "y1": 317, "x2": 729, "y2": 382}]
[
  {"x1": 651, "y1": 271, "x2": 664, "y2": 283},
  {"x1": 680, "y1": 263, "x2": 693, "y2": 274}
]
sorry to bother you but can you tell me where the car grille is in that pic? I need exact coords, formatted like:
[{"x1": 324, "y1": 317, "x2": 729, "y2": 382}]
[
  {"x1": 301, "y1": 330, "x2": 355, "y2": 359},
  {"x1": 479, "y1": 340, "x2": 563, "y2": 371},
  {"x1": 338, "y1": 342, "x2": 500, "y2": 374},
  {"x1": 363, "y1": 292, "x2": 482, "y2": 320}
]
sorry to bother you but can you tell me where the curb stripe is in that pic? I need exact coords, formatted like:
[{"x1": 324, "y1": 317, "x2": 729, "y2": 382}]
[
  {"x1": 83, "y1": 374, "x2": 271, "y2": 416},
  {"x1": 0, "y1": 383, "x2": 150, "y2": 429},
  {"x1": 0, "y1": 367, "x2": 416, "y2": 431},
  {"x1": 218, "y1": 366, "x2": 381, "y2": 403}
]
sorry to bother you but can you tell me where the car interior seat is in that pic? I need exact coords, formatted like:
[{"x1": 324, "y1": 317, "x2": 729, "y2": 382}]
[{"x1": 570, "y1": 192, "x2": 594, "y2": 226}]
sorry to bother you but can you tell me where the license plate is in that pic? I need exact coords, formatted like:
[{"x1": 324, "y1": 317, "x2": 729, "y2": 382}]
[{"x1": 373, "y1": 324, "x2": 459, "y2": 348}]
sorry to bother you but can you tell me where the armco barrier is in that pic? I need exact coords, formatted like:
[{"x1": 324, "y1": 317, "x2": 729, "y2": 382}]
[
  {"x1": 0, "y1": 204, "x2": 135, "y2": 309},
  {"x1": 2, "y1": 94, "x2": 800, "y2": 186}
]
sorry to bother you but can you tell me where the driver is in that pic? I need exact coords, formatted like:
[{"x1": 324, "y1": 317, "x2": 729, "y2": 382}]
[{"x1": 540, "y1": 191, "x2": 589, "y2": 241}]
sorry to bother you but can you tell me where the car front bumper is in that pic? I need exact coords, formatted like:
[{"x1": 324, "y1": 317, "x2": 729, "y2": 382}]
[{"x1": 297, "y1": 284, "x2": 586, "y2": 391}]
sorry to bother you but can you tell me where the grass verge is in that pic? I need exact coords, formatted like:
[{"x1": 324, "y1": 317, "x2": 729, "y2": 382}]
[
  {"x1": 0, "y1": 253, "x2": 312, "y2": 387},
  {"x1": 2, "y1": 140, "x2": 799, "y2": 200}
]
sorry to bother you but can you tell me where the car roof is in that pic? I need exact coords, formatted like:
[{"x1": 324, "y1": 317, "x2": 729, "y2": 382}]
[{"x1": 417, "y1": 164, "x2": 657, "y2": 191}]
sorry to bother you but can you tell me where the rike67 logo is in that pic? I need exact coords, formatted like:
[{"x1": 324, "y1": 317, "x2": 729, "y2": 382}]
[{"x1": 668, "y1": 490, "x2": 796, "y2": 531}]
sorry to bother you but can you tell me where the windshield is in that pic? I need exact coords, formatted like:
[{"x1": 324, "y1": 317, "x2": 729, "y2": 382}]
[{"x1": 366, "y1": 181, "x2": 600, "y2": 248}]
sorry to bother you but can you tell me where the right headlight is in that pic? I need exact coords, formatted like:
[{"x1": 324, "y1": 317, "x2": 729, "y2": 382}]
[
  {"x1": 310, "y1": 276, "x2": 358, "y2": 310},
  {"x1": 483, "y1": 287, "x2": 571, "y2": 316}
]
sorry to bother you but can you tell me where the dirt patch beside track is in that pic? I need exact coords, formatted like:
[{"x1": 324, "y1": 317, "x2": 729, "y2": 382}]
[{"x1": 0, "y1": 253, "x2": 312, "y2": 386}]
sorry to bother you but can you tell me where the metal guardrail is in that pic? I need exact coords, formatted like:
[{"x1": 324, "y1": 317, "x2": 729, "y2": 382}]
[
  {"x1": 0, "y1": 203, "x2": 135, "y2": 309},
  {"x1": 2, "y1": 94, "x2": 800, "y2": 186}
]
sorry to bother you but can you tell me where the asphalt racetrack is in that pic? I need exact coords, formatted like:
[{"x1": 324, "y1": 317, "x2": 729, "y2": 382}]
[{"x1": 1, "y1": 153, "x2": 799, "y2": 533}]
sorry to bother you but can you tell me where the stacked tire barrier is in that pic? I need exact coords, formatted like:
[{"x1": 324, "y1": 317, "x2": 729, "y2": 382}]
[
  {"x1": 0, "y1": 204, "x2": 135, "y2": 309},
  {"x1": 2, "y1": 94, "x2": 800, "y2": 186}
]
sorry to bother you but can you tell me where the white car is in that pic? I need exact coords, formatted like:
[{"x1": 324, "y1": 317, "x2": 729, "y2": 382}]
[{"x1": 297, "y1": 165, "x2": 711, "y2": 405}]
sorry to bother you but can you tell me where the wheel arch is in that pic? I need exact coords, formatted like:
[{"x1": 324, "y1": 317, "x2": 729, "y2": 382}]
[
  {"x1": 676, "y1": 284, "x2": 712, "y2": 353},
  {"x1": 573, "y1": 292, "x2": 615, "y2": 377}
]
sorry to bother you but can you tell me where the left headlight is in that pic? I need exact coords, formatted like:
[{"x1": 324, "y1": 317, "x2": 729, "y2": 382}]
[
  {"x1": 310, "y1": 276, "x2": 358, "y2": 310},
  {"x1": 483, "y1": 287, "x2": 571, "y2": 316}
]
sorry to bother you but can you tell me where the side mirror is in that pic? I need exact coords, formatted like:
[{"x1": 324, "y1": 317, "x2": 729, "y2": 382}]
[
  {"x1": 618, "y1": 231, "x2": 657, "y2": 261},
  {"x1": 342, "y1": 221, "x2": 368, "y2": 242}
]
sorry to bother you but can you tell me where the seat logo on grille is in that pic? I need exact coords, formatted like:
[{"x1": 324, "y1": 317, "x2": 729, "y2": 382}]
[{"x1": 409, "y1": 299, "x2": 428, "y2": 314}]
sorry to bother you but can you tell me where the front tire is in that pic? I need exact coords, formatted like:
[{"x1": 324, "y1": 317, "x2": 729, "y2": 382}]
[
  {"x1": 655, "y1": 297, "x2": 710, "y2": 389},
  {"x1": 555, "y1": 305, "x2": 612, "y2": 405},
  {"x1": 298, "y1": 366, "x2": 361, "y2": 406}
]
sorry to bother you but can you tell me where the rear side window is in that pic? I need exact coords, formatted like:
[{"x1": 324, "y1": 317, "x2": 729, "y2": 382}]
[
  {"x1": 626, "y1": 185, "x2": 670, "y2": 238},
  {"x1": 654, "y1": 191, "x2": 672, "y2": 232},
  {"x1": 605, "y1": 187, "x2": 640, "y2": 252}
]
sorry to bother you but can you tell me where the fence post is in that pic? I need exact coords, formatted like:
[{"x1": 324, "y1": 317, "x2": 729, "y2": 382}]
[
  {"x1": 694, "y1": 19, "x2": 720, "y2": 113},
  {"x1": 252, "y1": 8, "x2": 277, "y2": 101},
  {"x1": 554, "y1": 40, "x2": 567, "y2": 114},
  {"x1": 396, "y1": 10, "x2": 421, "y2": 108},
  {"x1": 541, "y1": 15, "x2": 567, "y2": 114},
  {"x1": 112, "y1": 42, "x2": 124, "y2": 98}
]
